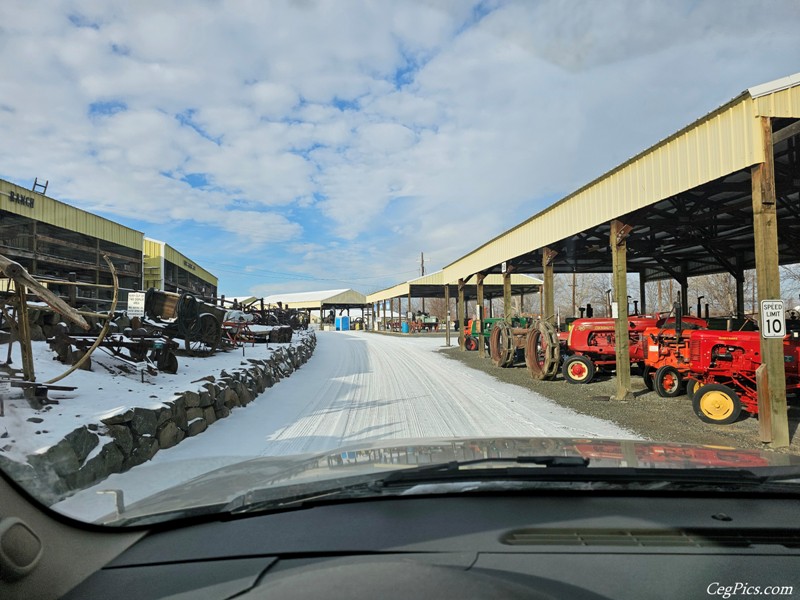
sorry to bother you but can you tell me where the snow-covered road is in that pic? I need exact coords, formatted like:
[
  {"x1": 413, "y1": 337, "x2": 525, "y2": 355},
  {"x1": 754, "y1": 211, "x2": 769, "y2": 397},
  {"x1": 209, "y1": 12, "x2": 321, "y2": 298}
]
[{"x1": 56, "y1": 330, "x2": 635, "y2": 519}]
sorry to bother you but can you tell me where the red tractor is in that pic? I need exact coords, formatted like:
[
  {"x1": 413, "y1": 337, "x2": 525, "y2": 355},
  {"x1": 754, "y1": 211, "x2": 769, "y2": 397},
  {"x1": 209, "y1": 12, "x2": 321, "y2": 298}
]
[
  {"x1": 561, "y1": 315, "x2": 660, "y2": 384},
  {"x1": 640, "y1": 314, "x2": 708, "y2": 397},
  {"x1": 685, "y1": 330, "x2": 800, "y2": 424}
]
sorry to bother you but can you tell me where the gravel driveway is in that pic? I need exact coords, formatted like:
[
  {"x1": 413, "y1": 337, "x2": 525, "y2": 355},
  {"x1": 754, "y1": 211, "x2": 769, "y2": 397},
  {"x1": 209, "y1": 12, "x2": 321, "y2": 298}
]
[{"x1": 439, "y1": 344, "x2": 800, "y2": 454}]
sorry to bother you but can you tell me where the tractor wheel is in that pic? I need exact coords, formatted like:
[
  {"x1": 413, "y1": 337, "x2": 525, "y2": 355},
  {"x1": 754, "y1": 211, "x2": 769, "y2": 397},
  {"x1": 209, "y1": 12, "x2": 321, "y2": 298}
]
[
  {"x1": 692, "y1": 383, "x2": 742, "y2": 425},
  {"x1": 562, "y1": 355, "x2": 595, "y2": 384},
  {"x1": 642, "y1": 366, "x2": 654, "y2": 391},
  {"x1": 685, "y1": 378, "x2": 702, "y2": 397},
  {"x1": 525, "y1": 320, "x2": 560, "y2": 381},
  {"x1": 465, "y1": 336, "x2": 479, "y2": 352},
  {"x1": 489, "y1": 322, "x2": 515, "y2": 367},
  {"x1": 654, "y1": 365, "x2": 683, "y2": 398}
]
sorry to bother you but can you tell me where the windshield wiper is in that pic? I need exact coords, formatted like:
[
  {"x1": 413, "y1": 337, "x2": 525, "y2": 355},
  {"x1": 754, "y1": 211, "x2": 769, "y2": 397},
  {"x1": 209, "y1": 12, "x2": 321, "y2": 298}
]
[{"x1": 374, "y1": 457, "x2": 784, "y2": 488}]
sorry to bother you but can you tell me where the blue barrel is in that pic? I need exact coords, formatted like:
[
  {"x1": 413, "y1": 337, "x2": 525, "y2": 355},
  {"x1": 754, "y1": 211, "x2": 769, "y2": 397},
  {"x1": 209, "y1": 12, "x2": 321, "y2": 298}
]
[{"x1": 401, "y1": 322, "x2": 409, "y2": 333}]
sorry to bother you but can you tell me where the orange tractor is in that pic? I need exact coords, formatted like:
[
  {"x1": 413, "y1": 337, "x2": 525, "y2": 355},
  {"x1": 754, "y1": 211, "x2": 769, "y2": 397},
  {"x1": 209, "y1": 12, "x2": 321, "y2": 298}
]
[{"x1": 640, "y1": 311, "x2": 708, "y2": 397}]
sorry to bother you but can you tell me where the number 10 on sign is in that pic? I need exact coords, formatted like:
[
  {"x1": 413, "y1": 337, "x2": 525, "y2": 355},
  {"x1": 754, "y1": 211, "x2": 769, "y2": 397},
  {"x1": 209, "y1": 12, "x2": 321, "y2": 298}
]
[{"x1": 760, "y1": 300, "x2": 785, "y2": 338}]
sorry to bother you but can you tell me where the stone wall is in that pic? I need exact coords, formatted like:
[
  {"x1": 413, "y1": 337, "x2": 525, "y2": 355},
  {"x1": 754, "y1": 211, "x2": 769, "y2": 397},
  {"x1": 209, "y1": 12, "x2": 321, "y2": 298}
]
[{"x1": 0, "y1": 331, "x2": 316, "y2": 505}]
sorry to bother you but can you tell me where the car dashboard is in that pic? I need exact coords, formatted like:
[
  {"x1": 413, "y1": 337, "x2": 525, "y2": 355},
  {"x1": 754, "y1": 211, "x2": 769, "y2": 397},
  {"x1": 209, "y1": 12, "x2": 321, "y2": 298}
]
[{"x1": 55, "y1": 492, "x2": 799, "y2": 599}]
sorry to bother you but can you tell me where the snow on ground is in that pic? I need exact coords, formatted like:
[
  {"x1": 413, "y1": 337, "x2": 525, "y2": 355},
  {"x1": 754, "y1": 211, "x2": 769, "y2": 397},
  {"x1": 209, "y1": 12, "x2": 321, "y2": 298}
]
[
  {"x1": 0, "y1": 338, "x2": 298, "y2": 463},
  {"x1": 54, "y1": 330, "x2": 637, "y2": 521}
]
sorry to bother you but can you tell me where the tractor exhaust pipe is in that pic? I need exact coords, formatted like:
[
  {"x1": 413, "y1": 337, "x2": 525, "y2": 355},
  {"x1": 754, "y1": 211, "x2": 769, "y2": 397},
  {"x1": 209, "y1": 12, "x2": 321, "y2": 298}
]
[{"x1": 674, "y1": 300, "x2": 683, "y2": 336}]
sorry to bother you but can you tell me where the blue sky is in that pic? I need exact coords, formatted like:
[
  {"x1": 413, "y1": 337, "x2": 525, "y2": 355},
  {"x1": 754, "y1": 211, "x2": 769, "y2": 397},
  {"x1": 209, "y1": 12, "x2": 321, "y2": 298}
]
[{"x1": 1, "y1": 0, "x2": 799, "y2": 297}]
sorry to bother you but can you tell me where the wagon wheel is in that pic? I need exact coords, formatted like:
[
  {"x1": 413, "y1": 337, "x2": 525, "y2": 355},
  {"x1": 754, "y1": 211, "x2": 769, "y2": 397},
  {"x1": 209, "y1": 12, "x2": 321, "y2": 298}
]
[
  {"x1": 489, "y1": 322, "x2": 515, "y2": 367},
  {"x1": 525, "y1": 320, "x2": 560, "y2": 381},
  {"x1": 185, "y1": 313, "x2": 221, "y2": 357},
  {"x1": 692, "y1": 383, "x2": 742, "y2": 424},
  {"x1": 157, "y1": 348, "x2": 179, "y2": 374}
]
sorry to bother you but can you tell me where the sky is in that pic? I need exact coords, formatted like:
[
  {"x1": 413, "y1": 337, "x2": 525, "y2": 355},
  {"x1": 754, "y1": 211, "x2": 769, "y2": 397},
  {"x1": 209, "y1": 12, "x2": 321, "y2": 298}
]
[{"x1": 1, "y1": 0, "x2": 799, "y2": 297}]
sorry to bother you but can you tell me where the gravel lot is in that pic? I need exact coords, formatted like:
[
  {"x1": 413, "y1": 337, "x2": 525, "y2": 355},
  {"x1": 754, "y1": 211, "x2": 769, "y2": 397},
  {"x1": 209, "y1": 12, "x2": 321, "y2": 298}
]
[{"x1": 439, "y1": 344, "x2": 800, "y2": 455}]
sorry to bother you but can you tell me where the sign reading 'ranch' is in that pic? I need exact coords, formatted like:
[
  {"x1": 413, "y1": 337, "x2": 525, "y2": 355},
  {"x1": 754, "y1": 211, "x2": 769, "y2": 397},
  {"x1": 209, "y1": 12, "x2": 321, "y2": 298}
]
[{"x1": 8, "y1": 190, "x2": 35, "y2": 208}]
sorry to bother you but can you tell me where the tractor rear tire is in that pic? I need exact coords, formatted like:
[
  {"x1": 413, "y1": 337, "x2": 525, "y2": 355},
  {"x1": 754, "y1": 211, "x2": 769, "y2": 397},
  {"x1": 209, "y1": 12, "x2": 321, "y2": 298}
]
[
  {"x1": 692, "y1": 383, "x2": 742, "y2": 425},
  {"x1": 465, "y1": 336, "x2": 479, "y2": 351},
  {"x1": 654, "y1": 365, "x2": 683, "y2": 398},
  {"x1": 642, "y1": 366, "x2": 654, "y2": 391},
  {"x1": 562, "y1": 355, "x2": 595, "y2": 384},
  {"x1": 685, "y1": 378, "x2": 701, "y2": 397}
]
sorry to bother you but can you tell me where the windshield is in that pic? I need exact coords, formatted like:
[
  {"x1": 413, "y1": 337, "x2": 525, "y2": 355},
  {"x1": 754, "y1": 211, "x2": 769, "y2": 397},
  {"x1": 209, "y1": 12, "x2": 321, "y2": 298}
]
[{"x1": 1, "y1": 0, "x2": 800, "y2": 526}]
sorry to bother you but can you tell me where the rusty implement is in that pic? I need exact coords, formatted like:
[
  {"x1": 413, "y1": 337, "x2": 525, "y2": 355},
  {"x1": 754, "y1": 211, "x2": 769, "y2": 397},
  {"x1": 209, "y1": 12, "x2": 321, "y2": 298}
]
[
  {"x1": 144, "y1": 289, "x2": 224, "y2": 357},
  {"x1": 48, "y1": 325, "x2": 179, "y2": 374}
]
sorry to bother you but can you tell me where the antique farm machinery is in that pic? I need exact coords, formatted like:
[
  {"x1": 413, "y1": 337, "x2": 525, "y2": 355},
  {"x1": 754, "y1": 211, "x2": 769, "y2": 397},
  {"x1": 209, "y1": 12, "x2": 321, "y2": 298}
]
[
  {"x1": 640, "y1": 308, "x2": 708, "y2": 397},
  {"x1": 143, "y1": 289, "x2": 226, "y2": 356},
  {"x1": 560, "y1": 315, "x2": 661, "y2": 384},
  {"x1": 487, "y1": 317, "x2": 561, "y2": 381},
  {"x1": 684, "y1": 329, "x2": 800, "y2": 424}
]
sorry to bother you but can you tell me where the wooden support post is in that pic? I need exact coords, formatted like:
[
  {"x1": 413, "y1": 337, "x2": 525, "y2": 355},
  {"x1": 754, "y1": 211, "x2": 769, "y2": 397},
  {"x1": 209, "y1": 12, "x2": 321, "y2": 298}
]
[
  {"x1": 457, "y1": 279, "x2": 466, "y2": 350},
  {"x1": 477, "y1": 273, "x2": 485, "y2": 358},
  {"x1": 407, "y1": 290, "x2": 412, "y2": 331},
  {"x1": 542, "y1": 248, "x2": 557, "y2": 325},
  {"x1": 16, "y1": 287, "x2": 35, "y2": 383},
  {"x1": 503, "y1": 270, "x2": 512, "y2": 321},
  {"x1": 445, "y1": 284, "x2": 451, "y2": 347},
  {"x1": 610, "y1": 220, "x2": 633, "y2": 401},
  {"x1": 752, "y1": 116, "x2": 789, "y2": 448}
]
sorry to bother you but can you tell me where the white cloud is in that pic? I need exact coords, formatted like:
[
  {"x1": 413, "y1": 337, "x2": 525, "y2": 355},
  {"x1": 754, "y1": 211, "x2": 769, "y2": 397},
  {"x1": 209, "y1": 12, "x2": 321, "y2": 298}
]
[{"x1": 0, "y1": 0, "x2": 799, "y2": 295}]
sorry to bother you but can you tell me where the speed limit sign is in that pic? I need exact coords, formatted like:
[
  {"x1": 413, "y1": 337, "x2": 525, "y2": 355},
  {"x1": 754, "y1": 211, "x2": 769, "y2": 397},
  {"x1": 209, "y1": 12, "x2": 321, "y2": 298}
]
[{"x1": 760, "y1": 300, "x2": 785, "y2": 338}]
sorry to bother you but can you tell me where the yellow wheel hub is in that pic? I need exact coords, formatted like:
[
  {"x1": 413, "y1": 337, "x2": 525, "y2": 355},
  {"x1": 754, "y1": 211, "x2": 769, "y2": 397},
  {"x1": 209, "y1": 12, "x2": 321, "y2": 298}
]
[{"x1": 699, "y1": 390, "x2": 734, "y2": 420}]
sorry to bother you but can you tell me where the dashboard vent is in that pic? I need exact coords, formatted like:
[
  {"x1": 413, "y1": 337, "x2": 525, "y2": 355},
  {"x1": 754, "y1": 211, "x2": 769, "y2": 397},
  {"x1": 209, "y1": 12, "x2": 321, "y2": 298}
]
[{"x1": 501, "y1": 529, "x2": 800, "y2": 548}]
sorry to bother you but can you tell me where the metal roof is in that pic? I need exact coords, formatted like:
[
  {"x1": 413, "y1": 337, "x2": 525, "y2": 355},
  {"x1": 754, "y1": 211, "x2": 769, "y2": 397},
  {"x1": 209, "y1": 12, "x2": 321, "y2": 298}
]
[
  {"x1": 366, "y1": 271, "x2": 542, "y2": 303},
  {"x1": 442, "y1": 73, "x2": 800, "y2": 284},
  {"x1": 262, "y1": 288, "x2": 367, "y2": 309}
]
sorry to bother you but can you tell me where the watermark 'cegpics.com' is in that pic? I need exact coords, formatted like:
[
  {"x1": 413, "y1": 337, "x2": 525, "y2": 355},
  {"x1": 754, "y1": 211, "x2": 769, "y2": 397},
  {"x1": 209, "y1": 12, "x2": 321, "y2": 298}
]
[{"x1": 707, "y1": 582, "x2": 794, "y2": 599}]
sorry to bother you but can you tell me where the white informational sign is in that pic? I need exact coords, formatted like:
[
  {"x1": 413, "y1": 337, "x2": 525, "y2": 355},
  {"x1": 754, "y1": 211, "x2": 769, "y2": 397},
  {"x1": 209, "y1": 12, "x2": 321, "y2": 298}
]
[
  {"x1": 760, "y1": 300, "x2": 785, "y2": 338},
  {"x1": 501, "y1": 261, "x2": 507, "y2": 274},
  {"x1": 611, "y1": 302, "x2": 619, "y2": 319},
  {"x1": 0, "y1": 380, "x2": 10, "y2": 396},
  {"x1": 127, "y1": 292, "x2": 146, "y2": 318}
]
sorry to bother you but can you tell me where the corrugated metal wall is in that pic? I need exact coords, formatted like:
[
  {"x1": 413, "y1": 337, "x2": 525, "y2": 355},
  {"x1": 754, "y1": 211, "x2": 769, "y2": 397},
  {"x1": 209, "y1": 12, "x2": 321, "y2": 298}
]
[{"x1": 0, "y1": 179, "x2": 143, "y2": 251}]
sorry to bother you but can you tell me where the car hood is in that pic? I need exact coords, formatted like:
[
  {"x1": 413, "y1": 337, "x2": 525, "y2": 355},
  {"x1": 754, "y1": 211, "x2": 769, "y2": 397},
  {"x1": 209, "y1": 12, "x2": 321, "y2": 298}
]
[{"x1": 100, "y1": 437, "x2": 800, "y2": 524}]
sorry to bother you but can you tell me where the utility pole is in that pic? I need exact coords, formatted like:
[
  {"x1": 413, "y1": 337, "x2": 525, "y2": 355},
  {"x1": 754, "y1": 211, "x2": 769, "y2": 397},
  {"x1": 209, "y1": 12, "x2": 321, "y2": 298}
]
[
  {"x1": 571, "y1": 270, "x2": 577, "y2": 317},
  {"x1": 420, "y1": 252, "x2": 425, "y2": 313}
]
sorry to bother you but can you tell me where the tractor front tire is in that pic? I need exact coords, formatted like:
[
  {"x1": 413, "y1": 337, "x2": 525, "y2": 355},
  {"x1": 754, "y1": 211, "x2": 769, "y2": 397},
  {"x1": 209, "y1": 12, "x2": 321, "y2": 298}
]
[
  {"x1": 562, "y1": 355, "x2": 595, "y2": 384},
  {"x1": 465, "y1": 336, "x2": 479, "y2": 351},
  {"x1": 654, "y1": 365, "x2": 683, "y2": 398},
  {"x1": 692, "y1": 383, "x2": 742, "y2": 425}
]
